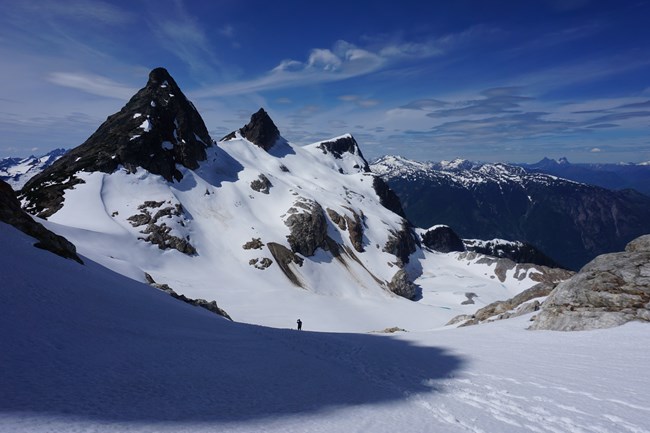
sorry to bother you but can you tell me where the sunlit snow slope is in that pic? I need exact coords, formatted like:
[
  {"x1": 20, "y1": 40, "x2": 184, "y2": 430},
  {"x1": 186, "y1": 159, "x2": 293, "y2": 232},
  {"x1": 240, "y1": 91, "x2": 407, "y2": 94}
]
[
  {"x1": 37, "y1": 132, "x2": 544, "y2": 332},
  {"x1": 2, "y1": 222, "x2": 649, "y2": 433}
]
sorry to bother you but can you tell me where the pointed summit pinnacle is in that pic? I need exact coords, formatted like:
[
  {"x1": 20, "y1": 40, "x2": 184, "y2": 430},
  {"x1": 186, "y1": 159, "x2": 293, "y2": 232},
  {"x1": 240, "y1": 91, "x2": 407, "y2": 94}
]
[
  {"x1": 222, "y1": 108, "x2": 280, "y2": 151},
  {"x1": 21, "y1": 67, "x2": 213, "y2": 218},
  {"x1": 147, "y1": 67, "x2": 173, "y2": 85}
]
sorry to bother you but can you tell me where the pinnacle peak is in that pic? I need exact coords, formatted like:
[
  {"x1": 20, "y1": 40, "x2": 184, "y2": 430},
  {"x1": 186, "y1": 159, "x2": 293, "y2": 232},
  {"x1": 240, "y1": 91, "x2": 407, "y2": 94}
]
[
  {"x1": 240, "y1": 107, "x2": 280, "y2": 151},
  {"x1": 147, "y1": 67, "x2": 174, "y2": 86}
]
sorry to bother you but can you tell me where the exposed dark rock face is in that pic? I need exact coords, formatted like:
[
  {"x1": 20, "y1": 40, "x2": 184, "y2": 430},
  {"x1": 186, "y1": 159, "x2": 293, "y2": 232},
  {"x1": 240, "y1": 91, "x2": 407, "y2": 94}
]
[
  {"x1": 530, "y1": 235, "x2": 650, "y2": 331},
  {"x1": 222, "y1": 108, "x2": 280, "y2": 151},
  {"x1": 372, "y1": 176, "x2": 407, "y2": 219},
  {"x1": 464, "y1": 239, "x2": 559, "y2": 268},
  {"x1": 383, "y1": 221, "x2": 418, "y2": 266},
  {"x1": 449, "y1": 282, "x2": 556, "y2": 327},
  {"x1": 127, "y1": 201, "x2": 196, "y2": 255},
  {"x1": 421, "y1": 225, "x2": 465, "y2": 253},
  {"x1": 267, "y1": 242, "x2": 304, "y2": 288},
  {"x1": 344, "y1": 209, "x2": 365, "y2": 252},
  {"x1": 243, "y1": 238, "x2": 264, "y2": 250},
  {"x1": 316, "y1": 135, "x2": 370, "y2": 172},
  {"x1": 249, "y1": 257, "x2": 273, "y2": 269},
  {"x1": 285, "y1": 199, "x2": 328, "y2": 257},
  {"x1": 250, "y1": 174, "x2": 272, "y2": 194},
  {"x1": 326, "y1": 208, "x2": 346, "y2": 230},
  {"x1": 387, "y1": 269, "x2": 418, "y2": 300},
  {"x1": 144, "y1": 273, "x2": 231, "y2": 320},
  {"x1": 21, "y1": 67, "x2": 212, "y2": 218},
  {"x1": 0, "y1": 180, "x2": 82, "y2": 263}
]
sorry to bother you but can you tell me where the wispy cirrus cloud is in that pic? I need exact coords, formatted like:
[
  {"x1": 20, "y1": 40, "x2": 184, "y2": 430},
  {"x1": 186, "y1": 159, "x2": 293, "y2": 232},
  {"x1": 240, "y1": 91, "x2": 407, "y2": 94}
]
[
  {"x1": 47, "y1": 72, "x2": 137, "y2": 100},
  {"x1": 195, "y1": 40, "x2": 386, "y2": 97},
  {"x1": 195, "y1": 25, "x2": 499, "y2": 98},
  {"x1": 147, "y1": 0, "x2": 225, "y2": 82},
  {"x1": 382, "y1": 86, "x2": 650, "y2": 161},
  {"x1": 12, "y1": 0, "x2": 134, "y2": 25}
]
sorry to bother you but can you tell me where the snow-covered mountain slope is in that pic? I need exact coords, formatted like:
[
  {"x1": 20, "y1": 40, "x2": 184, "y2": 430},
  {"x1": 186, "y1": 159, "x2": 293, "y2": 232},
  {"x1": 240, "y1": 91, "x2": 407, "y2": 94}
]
[
  {"x1": 35, "y1": 133, "x2": 547, "y2": 332},
  {"x1": 0, "y1": 148, "x2": 66, "y2": 190},
  {"x1": 2, "y1": 221, "x2": 649, "y2": 433},
  {"x1": 16, "y1": 69, "x2": 561, "y2": 333},
  {"x1": 372, "y1": 155, "x2": 650, "y2": 270}
]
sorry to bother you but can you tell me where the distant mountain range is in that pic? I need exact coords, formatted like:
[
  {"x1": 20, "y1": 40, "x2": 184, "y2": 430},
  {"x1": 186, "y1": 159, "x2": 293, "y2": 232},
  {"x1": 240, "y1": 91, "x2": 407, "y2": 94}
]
[
  {"x1": 0, "y1": 148, "x2": 67, "y2": 190},
  {"x1": 519, "y1": 157, "x2": 650, "y2": 196},
  {"x1": 372, "y1": 156, "x2": 650, "y2": 270}
]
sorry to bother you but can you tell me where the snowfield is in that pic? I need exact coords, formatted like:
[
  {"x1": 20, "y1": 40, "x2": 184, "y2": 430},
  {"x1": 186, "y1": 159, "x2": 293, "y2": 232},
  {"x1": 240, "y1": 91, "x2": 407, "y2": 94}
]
[
  {"x1": 2, "y1": 222, "x2": 649, "y2": 433},
  {"x1": 36, "y1": 135, "x2": 548, "y2": 332}
]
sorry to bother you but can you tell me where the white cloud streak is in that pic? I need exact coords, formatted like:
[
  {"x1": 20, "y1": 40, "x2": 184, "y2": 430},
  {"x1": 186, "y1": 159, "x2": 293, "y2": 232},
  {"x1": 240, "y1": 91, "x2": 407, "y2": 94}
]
[{"x1": 47, "y1": 72, "x2": 137, "y2": 100}]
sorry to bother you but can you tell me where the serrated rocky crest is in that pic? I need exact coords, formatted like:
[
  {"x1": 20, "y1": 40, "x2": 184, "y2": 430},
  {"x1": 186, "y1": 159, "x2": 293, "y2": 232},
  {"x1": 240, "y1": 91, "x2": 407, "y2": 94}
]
[{"x1": 21, "y1": 67, "x2": 212, "y2": 218}]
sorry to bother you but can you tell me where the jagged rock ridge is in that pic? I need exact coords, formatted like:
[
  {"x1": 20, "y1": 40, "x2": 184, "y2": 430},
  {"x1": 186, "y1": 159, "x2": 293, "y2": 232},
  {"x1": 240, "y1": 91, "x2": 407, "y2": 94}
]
[
  {"x1": 0, "y1": 180, "x2": 82, "y2": 263},
  {"x1": 21, "y1": 67, "x2": 213, "y2": 218},
  {"x1": 316, "y1": 135, "x2": 370, "y2": 173}
]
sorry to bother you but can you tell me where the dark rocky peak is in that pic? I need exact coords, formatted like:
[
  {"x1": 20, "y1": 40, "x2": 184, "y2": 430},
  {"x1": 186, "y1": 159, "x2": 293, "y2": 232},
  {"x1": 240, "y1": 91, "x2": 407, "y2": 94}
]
[
  {"x1": 316, "y1": 134, "x2": 370, "y2": 172},
  {"x1": 21, "y1": 67, "x2": 212, "y2": 218},
  {"x1": 463, "y1": 238, "x2": 561, "y2": 268},
  {"x1": 421, "y1": 225, "x2": 465, "y2": 253},
  {"x1": 222, "y1": 108, "x2": 280, "y2": 151},
  {"x1": 372, "y1": 176, "x2": 407, "y2": 219},
  {"x1": 0, "y1": 180, "x2": 82, "y2": 263}
]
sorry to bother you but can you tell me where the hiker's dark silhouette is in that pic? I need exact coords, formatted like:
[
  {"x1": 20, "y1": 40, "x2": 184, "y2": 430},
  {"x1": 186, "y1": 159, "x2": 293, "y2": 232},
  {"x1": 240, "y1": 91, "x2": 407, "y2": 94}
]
[{"x1": 297, "y1": 319, "x2": 302, "y2": 330}]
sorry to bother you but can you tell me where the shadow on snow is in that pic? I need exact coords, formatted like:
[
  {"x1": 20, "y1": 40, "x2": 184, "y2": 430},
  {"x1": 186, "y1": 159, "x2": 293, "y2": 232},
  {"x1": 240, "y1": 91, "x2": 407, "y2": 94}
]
[{"x1": 1, "y1": 322, "x2": 464, "y2": 423}]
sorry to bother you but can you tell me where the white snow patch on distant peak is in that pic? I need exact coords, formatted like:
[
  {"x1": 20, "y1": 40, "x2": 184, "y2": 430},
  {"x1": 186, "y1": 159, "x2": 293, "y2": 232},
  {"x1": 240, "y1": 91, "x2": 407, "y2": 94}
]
[
  {"x1": 150, "y1": 101, "x2": 156, "y2": 107},
  {"x1": 133, "y1": 113, "x2": 142, "y2": 119},
  {"x1": 162, "y1": 141, "x2": 174, "y2": 150},
  {"x1": 140, "y1": 119, "x2": 152, "y2": 132}
]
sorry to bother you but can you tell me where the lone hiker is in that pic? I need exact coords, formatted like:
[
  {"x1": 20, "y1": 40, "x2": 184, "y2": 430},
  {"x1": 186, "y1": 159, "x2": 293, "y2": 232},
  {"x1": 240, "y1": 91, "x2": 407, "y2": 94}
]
[{"x1": 297, "y1": 319, "x2": 302, "y2": 330}]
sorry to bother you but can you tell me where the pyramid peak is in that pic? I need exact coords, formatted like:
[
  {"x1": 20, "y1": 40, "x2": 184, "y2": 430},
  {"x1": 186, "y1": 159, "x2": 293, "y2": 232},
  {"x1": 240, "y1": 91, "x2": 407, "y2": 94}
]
[
  {"x1": 148, "y1": 67, "x2": 173, "y2": 85},
  {"x1": 223, "y1": 107, "x2": 281, "y2": 151}
]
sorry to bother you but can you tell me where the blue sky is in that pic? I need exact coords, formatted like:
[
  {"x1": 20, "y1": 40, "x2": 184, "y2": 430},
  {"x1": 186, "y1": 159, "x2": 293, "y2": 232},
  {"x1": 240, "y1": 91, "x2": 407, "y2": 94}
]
[{"x1": 1, "y1": 0, "x2": 649, "y2": 163}]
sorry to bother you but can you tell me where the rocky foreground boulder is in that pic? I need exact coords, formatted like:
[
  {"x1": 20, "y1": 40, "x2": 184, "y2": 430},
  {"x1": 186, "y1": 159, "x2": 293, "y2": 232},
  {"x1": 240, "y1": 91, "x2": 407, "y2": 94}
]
[{"x1": 530, "y1": 234, "x2": 650, "y2": 331}]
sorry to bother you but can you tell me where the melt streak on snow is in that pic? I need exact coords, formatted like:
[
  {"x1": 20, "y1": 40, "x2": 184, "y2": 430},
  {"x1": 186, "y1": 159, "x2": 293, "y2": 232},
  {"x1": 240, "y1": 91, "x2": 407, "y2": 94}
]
[
  {"x1": 39, "y1": 135, "x2": 538, "y2": 332},
  {"x1": 2, "y1": 222, "x2": 649, "y2": 433}
]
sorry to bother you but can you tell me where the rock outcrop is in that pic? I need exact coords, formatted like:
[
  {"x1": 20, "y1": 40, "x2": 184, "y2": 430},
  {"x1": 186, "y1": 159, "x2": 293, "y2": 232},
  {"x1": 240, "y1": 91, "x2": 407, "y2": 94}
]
[
  {"x1": 21, "y1": 67, "x2": 212, "y2": 218},
  {"x1": 387, "y1": 269, "x2": 418, "y2": 300},
  {"x1": 144, "y1": 273, "x2": 231, "y2": 320},
  {"x1": 222, "y1": 108, "x2": 280, "y2": 151},
  {"x1": 127, "y1": 200, "x2": 196, "y2": 255},
  {"x1": 383, "y1": 221, "x2": 418, "y2": 266},
  {"x1": 449, "y1": 282, "x2": 556, "y2": 327},
  {"x1": 316, "y1": 135, "x2": 370, "y2": 172},
  {"x1": 0, "y1": 180, "x2": 82, "y2": 263},
  {"x1": 250, "y1": 174, "x2": 272, "y2": 194},
  {"x1": 267, "y1": 242, "x2": 305, "y2": 288},
  {"x1": 530, "y1": 235, "x2": 650, "y2": 331},
  {"x1": 421, "y1": 225, "x2": 465, "y2": 253},
  {"x1": 464, "y1": 238, "x2": 559, "y2": 268},
  {"x1": 372, "y1": 176, "x2": 407, "y2": 219},
  {"x1": 456, "y1": 251, "x2": 574, "y2": 284},
  {"x1": 284, "y1": 199, "x2": 328, "y2": 257}
]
